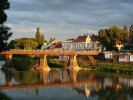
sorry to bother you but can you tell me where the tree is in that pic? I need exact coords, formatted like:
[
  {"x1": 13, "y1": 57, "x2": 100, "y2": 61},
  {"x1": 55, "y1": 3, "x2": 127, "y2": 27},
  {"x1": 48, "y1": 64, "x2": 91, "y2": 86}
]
[
  {"x1": 129, "y1": 25, "x2": 133, "y2": 43},
  {"x1": 123, "y1": 24, "x2": 128, "y2": 32},
  {"x1": 8, "y1": 38, "x2": 38, "y2": 50},
  {"x1": 0, "y1": 0, "x2": 12, "y2": 51},
  {"x1": 129, "y1": 24, "x2": 133, "y2": 35},
  {"x1": 98, "y1": 26, "x2": 129, "y2": 51},
  {"x1": 35, "y1": 27, "x2": 46, "y2": 49},
  {"x1": 123, "y1": 24, "x2": 129, "y2": 38},
  {"x1": 35, "y1": 27, "x2": 40, "y2": 42}
]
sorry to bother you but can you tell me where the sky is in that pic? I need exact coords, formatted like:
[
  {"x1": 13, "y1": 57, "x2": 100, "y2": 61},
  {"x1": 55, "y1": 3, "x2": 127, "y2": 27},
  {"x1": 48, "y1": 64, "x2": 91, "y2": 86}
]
[{"x1": 5, "y1": 0, "x2": 133, "y2": 41}]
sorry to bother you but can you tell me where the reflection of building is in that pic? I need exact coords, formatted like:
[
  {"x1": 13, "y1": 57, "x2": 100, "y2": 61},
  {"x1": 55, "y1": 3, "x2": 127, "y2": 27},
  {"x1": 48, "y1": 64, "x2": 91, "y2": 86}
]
[{"x1": 103, "y1": 77, "x2": 113, "y2": 88}]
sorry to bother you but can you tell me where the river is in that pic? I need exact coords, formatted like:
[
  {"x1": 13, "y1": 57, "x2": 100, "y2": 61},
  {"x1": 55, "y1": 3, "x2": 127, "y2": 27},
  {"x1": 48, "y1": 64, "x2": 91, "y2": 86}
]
[{"x1": 0, "y1": 61, "x2": 133, "y2": 100}]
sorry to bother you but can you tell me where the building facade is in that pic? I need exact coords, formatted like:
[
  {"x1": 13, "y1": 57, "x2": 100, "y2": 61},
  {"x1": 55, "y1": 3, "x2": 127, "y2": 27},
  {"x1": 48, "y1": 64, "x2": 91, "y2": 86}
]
[{"x1": 62, "y1": 34, "x2": 102, "y2": 51}]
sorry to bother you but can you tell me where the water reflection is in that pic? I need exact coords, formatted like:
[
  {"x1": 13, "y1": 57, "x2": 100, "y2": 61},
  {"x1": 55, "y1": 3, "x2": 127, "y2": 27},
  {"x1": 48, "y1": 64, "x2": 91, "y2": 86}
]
[{"x1": 1, "y1": 69, "x2": 133, "y2": 100}]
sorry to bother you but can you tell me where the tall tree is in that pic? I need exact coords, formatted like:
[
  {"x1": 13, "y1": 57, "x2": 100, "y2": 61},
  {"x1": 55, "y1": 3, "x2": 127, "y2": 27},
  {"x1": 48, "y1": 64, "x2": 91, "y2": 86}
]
[
  {"x1": 123, "y1": 24, "x2": 129, "y2": 38},
  {"x1": 99, "y1": 26, "x2": 129, "y2": 50},
  {"x1": 129, "y1": 24, "x2": 133, "y2": 35},
  {"x1": 35, "y1": 27, "x2": 40, "y2": 42},
  {"x1": 123, "y1": 24, "x2": 128, "y2": 32},
  {"x1": 0, "y1": 0, "x2": 12, "y2": 51},
  {"x1": 35, "y1": 27, "x2": 46, "y2": 49},
  {"x1": 129, "y1": 24, "x2": 133, "y2": 43}
]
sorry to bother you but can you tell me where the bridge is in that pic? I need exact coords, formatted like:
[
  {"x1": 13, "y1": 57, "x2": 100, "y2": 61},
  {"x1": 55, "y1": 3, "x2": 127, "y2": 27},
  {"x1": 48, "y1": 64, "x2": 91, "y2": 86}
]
[{"x1": 0, "y1": 50, "x2": 100, "y2": 70}]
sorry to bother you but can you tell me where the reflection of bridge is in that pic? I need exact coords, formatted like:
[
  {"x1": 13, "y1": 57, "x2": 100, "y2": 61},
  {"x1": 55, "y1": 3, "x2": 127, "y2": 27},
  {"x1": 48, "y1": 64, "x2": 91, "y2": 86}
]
[
  {"x1": 1, "y1": 69, "x2": 133, "y2": 98},
  {"x1": 0, "y1": 50, "x2": 99, "y2": 70},
  {"x1": 0, "y1": 69, "x2": 97, "y2": 91}
]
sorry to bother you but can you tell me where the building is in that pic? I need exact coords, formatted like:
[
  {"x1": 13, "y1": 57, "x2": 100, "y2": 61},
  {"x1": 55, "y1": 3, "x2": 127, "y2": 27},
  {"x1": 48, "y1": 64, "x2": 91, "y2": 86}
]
[{"x1": 62, "y1": 34, "x2": 102, "y2": 51}]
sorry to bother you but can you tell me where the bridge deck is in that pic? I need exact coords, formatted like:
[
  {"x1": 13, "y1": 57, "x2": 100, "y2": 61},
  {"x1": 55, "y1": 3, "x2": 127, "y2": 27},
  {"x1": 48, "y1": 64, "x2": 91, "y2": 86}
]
[{"x1": 0, "y1": 50, "x2": 99, "y2": 55}]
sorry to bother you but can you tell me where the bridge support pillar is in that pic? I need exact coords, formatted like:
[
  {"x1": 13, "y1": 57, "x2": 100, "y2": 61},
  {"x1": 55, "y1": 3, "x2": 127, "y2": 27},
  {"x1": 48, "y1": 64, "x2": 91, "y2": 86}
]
[
  {"x1": 40, "y1": 55, "x2": 50, "y2": 71},
  {"x1": 67, "y1": 55, "x2": 80, "y2": 70},
  {"x1": 5, "y1": 54, "x2": 13, "y2": 68}
]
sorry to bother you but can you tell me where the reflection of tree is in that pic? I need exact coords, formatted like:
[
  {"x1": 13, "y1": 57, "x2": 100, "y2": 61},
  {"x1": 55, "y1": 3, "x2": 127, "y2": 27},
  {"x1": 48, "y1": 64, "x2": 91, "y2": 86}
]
[
  {"x1": 98, "y1": 87, "x2": 128, "y2": 100},
  {"x1": 0, "y1": 92, "x2": 11, "y2": 100},
  {"x1": 4, "y1": 71, "x2": 13, "y2": 86},
  {"x1": 2, "y1": 70, "x2": 13, "y2": 86},
  {"x1": 35, "y1": 87, "x2": 40, "y2": 96},
  {"x1": 13, "y1": 71, "x2": 39, "y2": 84},
  {"x1": 129, "y1": 88, "x2": 133, "y2": 100},
  {"x1": 68, "y1": 71, "x2": 133, "y2": 100},
  {"x1": 2, "y1": 69, "x2": 133, "y2": 100}
]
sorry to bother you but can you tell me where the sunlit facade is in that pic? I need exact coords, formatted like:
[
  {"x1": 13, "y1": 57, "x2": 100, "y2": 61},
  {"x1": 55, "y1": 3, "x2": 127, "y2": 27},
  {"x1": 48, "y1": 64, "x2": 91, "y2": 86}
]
[{"x1": 62, "y1": 34, "x2": 102, "y2": 51}]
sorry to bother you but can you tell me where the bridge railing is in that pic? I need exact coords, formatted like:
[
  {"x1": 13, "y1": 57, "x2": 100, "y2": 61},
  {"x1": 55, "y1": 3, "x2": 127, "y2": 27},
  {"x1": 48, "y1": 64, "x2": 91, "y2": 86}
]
[{"x1": 10, "y1": 49, "x2": 100, "y2": 52}]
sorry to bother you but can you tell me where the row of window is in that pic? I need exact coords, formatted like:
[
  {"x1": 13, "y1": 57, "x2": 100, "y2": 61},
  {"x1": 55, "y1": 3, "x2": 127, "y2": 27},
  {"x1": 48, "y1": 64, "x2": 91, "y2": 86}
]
[{"x1": 62, "y1": 42, "x2": 101, "y2": 50}]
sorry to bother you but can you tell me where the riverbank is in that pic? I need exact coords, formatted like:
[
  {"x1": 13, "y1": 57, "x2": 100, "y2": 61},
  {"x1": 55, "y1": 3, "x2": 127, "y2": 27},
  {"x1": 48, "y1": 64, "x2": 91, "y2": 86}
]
[
  {"x1": 1, "y1": 55, "x2": 133, "y2": 75},
  {"x1": 88, "y1": 62, "x2": 133, "y2": 75}
]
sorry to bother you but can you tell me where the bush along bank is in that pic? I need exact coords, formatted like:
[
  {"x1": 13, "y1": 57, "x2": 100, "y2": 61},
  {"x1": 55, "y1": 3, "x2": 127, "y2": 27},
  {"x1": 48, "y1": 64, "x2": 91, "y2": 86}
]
[
  {"x1": 12, "y1": 55, "x2": 39, "y2": 71},
  {"x1": 88, "y1": 62, "x2": 133, "y2": 75}
]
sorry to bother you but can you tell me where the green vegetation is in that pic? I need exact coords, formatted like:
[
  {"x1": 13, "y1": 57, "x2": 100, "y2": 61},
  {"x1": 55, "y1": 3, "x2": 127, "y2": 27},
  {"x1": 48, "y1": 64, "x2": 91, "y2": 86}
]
[
  {"x1": 0, "y1": 54, "x2": 5, "y2": 60},
  {"x1": 35, "y1": 27, "x2": 47, "y2": 49},
  {"x1": 0, "y1": 0, "x2": 12, "y2": 51},
  {"x1": 130, "y1": 24, "x2": 133, "y2": 35},
  {"x1": 13, "y1": 71, "x2": 38, "y2": 84},
  {"x1": 129, "y1": 24, "x2": 133, "y2": 44},
  {"x1": 8, "y1": 27, "x2": 47, "y2": 50},
  {"x1": 10, "y1": 55, "x2": 133, "y2": 76},
  {"x1": 98, "y1": 25, "x2": 129, "y2": 50},
  {"x1": 12, "y1": 55, "x2": 39, "y2": 71},
  {"x1": 88, "y1": 62, "x2": 133, "y2": 75},
  {"x1": 8, "y1": 38, "x2": 38, "y2": 50},
  {"x1": 48, "y1": 59, "x2": 67, "y2": 68}
]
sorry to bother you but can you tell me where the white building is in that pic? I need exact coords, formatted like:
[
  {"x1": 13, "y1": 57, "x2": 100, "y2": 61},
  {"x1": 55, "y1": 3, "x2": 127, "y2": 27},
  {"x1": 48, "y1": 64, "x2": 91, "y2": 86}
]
[{"x1": 62, "y1": 34, "x2": 102, "y2": 51}]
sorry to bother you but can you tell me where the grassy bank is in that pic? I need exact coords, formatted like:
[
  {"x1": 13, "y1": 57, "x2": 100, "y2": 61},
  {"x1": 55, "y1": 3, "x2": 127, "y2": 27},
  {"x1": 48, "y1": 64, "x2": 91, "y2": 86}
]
[
  {"x1": 89, "y1": 62, "x2": 133, "y2": 75},
  {"x1": 48, "y1": 59, "x2": 67, "y2": 68},
  {"x1": 7, "y1": 55, "x2": 133, "y2": 75}
]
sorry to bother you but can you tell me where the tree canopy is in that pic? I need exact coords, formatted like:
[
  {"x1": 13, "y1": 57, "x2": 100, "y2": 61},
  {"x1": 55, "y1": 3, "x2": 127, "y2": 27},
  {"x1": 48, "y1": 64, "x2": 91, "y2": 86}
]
[
  {"x1": 98, "y1": 26, "x2": 129, "y2": 50},
  {"x1": 8, "y1": 38, "x2": 38, "y2": 50},
  {"x1": 0, "y1": 0, "x2": 12, "y2": 51},
  {"x1": 35, "y1": 27, "x2": 47, "y2": 49},
  {"x1": 129, "y1": 24, "x2": 133, "y2": 35},
  {"x1": 128, "y1": 24, "x2": 133, "y2": 43}
]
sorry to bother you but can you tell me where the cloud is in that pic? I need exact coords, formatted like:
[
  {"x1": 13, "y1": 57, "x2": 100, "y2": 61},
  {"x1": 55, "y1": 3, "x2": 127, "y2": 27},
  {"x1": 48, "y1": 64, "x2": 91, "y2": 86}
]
[{"x1": 6, "y1": 0, "x2": 133, "y2": 40}]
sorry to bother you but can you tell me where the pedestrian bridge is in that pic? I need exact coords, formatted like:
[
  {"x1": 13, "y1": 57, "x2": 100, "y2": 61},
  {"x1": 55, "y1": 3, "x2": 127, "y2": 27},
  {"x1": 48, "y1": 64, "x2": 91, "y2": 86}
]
[{"x1": 0, "y1": 50, "x2": 100, "y2": 70}]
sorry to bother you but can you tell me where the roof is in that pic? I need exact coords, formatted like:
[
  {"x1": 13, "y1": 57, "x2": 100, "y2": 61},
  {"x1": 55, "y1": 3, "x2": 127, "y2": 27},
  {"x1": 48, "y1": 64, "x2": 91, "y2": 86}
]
[
  {"x1": 90, "y1": 35, "x2": 100, "y2": 42},
  {"x1": 51, "y1": 42, "x2": 62, "y2": 49},
  {"x1": 74, "y1": 35, "x2": 88, "y2": 42}
]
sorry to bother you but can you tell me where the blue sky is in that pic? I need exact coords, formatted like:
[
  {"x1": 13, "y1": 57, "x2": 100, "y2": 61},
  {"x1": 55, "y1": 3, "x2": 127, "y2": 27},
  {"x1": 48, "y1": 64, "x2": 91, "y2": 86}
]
[{"x1": 5, "y1": 0, "x2": 133, "y2": 41}]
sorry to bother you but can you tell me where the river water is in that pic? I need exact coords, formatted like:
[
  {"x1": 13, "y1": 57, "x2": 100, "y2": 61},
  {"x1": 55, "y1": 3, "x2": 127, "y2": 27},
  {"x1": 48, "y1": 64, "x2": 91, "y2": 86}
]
[{"x1": 0, "y1": 61, "x2": 133, "y2": 100}]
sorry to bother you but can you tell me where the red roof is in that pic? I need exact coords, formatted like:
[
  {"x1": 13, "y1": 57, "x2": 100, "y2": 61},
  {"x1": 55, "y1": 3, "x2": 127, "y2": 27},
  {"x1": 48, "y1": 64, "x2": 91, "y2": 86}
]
[
  {"x1": 51, "y1": 42, "x2": 62, "y2": 49},
  {"x1": 74, "y1": 36, "x2": 87, "y2": 42},
  {"x1": 90, "y1": 35, "x2": 99, "y2": 42}
]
